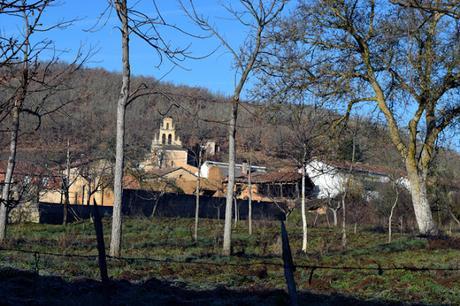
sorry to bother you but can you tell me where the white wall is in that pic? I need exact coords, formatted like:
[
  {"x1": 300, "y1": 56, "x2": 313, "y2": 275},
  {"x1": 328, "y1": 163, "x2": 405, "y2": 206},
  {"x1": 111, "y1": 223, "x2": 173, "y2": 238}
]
[{"x1": 305, "y1": 160, "x2": 347, "y2": 199}]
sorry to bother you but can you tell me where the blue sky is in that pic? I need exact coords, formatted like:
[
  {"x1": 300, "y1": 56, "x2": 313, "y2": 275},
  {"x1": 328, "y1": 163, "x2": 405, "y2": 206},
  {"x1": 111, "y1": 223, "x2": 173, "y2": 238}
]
[
  {"x1": 1, "y1": 0, "x2": 256, "y2": 97},
  {"x1": 1, "y1": 0, "x2": 458, "y2": 150}
]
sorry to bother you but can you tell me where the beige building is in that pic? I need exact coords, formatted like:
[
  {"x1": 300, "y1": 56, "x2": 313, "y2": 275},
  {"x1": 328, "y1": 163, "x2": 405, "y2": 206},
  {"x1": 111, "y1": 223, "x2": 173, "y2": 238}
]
[
  {"x1": 40, "y1": 159, "x2": 115, "y2": 206},
  {"x1": 140, "y1": 117, "x2": 188, "y2": 170}
]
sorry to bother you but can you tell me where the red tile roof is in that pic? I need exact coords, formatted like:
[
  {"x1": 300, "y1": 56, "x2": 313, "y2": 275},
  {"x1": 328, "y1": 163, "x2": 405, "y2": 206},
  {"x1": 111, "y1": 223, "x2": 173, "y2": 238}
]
[
  {"x1": 233, "y1": 170, "x2": 302, "y2": 184},
  {"x1": 0, "y1": 160, "x2": 61, "y2": 189},
  {"x1": 321, "y1": 160, "x2": 406, "y2": 177}
]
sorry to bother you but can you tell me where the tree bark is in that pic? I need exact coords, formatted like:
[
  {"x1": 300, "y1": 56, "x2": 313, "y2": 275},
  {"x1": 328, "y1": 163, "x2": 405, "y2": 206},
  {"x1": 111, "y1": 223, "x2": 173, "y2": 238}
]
[
  {"x1": 248, "y1": 154, "x2": 252, "y2": 235},
  {"x1": 405, "y1": 163, "x2": 437, "y2": 235},
  {"x1": 388, "y1": 188, "x2": 399, "y2": 243},
  {"x1": 0, "y1": 22, "x2": 29, "y2": 240},
  {"x1": 63, "y1": 139, "x2": 71, "y2": 226},
  {"x1": 341, "y1": 191, "x2": 347, "y2": 249},
  {"x1": 0, "y1": 103, "x2": 20, "y2": 241},
  {"x1": 110, "y1": 0, "x2": 130, "y2": 258},
  {"x1": 223, "y1": 100, "x2": 238, "y2": 256},
  {"x1": 329, "y1": 208, "x2": 338, "y2": 227},
  {"x1": 194, "y1": 147, "x2": 202, "y2": 242},
  {"x1": 301, "y1": 166, "x2": 307, "y2": 253}
]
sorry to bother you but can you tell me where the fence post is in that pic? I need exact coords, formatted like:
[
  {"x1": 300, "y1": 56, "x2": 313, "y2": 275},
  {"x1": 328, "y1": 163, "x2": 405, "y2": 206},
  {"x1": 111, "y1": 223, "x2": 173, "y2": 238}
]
[
  {"x1": 92, "y1": 199, "x2": 109, "y2": 284},
  {"x1": 280, "y1": 220, "x2": 298, "y2": 306}
]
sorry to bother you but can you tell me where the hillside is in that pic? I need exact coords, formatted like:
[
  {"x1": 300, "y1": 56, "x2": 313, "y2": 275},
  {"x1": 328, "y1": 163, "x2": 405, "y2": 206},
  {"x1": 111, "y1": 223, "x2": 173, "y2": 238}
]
[{"x1": 0, "y1": 65, "x2": 459, "y2": 179}]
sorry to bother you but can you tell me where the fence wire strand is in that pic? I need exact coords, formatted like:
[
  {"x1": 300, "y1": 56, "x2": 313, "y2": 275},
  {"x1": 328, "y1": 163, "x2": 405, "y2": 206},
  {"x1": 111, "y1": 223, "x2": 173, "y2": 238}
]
[{"x1": 1, "y1": 247, "x2": 459, "y2": 273}]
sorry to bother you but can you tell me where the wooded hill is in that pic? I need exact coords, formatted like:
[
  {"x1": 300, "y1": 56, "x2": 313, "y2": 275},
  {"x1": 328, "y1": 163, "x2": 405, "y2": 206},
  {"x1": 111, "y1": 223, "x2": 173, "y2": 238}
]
[{"x1": 0, "y1": 65, "x2": 459, "y2": 181}]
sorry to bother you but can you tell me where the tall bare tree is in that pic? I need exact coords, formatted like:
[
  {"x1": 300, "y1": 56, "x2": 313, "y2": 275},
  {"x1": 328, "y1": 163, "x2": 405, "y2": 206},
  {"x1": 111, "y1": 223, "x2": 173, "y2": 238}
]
[
  {"x1": 108, "y1": 0, "x2": 192, "y2": 257},
  {"x1": 391, "y1": 0, "x2": 460, "y2": 19},
  {"x1": 0, "y1": 0, "x2": 87, "y2": 241},
  {"x1": 267, "y1": 0, "x2": 460, "y2": 235},
  {"x1": 183, "y1": 0, "x2": 287, "y2": 256},
  {"x1": 275, "y1": 105, "x2": 330, "y2": 252}
]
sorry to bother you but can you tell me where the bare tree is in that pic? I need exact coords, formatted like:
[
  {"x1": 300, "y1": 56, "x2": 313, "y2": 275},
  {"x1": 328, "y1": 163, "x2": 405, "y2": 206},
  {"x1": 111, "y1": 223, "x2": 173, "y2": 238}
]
[
  {"x1": 107, "y1": 0, "x2": 192, "y2": 257},
  {"x1": 271, "y1": 105, "x2": 330, "y2": 252},
  {"x1": 388, "y1": 181, "x2": 401, "y2": 243},
  {"x1": 183, "y1": 0, "x2": 287, "y2": 255},
  {"x1": 391, "y1": 0, "x2": 460, "y2": 19},
  {"x1": 63, "y1": 139, "x2": 71, "y2": 225},
  {"x1": 109, "y1": 0, "x2": 130, "y2": 257},
  {"x1": 327, "y1": 197, "x2": 341, "y2": 227},
  {"x1": 268, "y1": 0, "x2": 460, "y2": 235},
  {"x1": 0, "y1": 1, "x2": 88, "y2": 241},
  {"x1": 239, "y1": 112, "x2": 263, "y2": 235},
  {"x1": 256, "y1": 81, "x2": 331, "y2": 251}
]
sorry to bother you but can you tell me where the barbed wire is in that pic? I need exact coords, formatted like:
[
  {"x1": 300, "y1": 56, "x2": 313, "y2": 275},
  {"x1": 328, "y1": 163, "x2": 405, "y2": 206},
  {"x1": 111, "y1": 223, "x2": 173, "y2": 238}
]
[{"x1": 1, "y1": 247, "x2": 459, "y2": 274}]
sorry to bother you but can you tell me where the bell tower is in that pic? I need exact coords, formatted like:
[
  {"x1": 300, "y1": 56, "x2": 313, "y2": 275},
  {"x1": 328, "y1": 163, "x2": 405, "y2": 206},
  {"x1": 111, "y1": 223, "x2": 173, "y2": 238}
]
[{"x1": 141, "y1": 117, "x2": 188, "y2": 170}]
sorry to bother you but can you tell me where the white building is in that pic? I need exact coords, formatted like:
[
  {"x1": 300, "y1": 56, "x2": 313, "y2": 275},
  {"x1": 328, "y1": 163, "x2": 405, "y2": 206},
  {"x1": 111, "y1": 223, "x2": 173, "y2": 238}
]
[
  {"x1": 199, "y1": 161, "x2": 266, "y2": 180},
  {"x1": 305, "y1": 159, "x2": 407, "y2": 199}
]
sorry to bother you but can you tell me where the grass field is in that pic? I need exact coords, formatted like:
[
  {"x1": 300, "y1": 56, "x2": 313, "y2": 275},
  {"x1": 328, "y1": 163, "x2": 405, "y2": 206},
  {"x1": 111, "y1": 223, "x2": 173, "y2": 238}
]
[{"x1": 0, "y1": 212, "x2": 459, "y2": 305}]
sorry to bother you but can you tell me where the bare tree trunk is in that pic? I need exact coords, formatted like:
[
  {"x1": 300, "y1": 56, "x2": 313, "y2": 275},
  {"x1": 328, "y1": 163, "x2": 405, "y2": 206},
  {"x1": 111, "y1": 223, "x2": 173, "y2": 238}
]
[
  {"x1": 388, "y1": 188, "x2": 400, "y2": 243},
  {"x1": 341, "y1": 136, "x2": 357, "y2": 249},
  {"x1": 330, "y1": 208, "x2": 338, "y2": 227},
  {"x1": 313, "y1": 213, "x2": 319, "y2": 226},
  {"x1": 448, "y1": 208, "x2": 460, "y2": 227},
  {"x1": 400, "y1": 216, "x2": 403, "y2": 234},
  {"x1": 0, "y1": 28, "x2": 29, "y2": 240},
  {"x1": 248, "y1": 154, "x2": 253, "y2": 235},
  {"x1": 233, "y1": 196, "x2": 239, "y2": 228},
  {"x1": 223, "y1": 100, "x2": 238, "y2": 256},
  {"x1": 194, "y1": 147, "x2": 202, "y2": 242},
  {"x1": 406, "y1": 165, "x2": 437, "y2": 235},
  {"x1": 110, "y1": 0, "x2": 130, "y2": 258},
  {"x1": 0, "y1": 104, "x2": 20, "y2": 241},
  {"x1": 341, "y1": 192, "x2": 347, "y2": 249},
  {"x1": 63, "y1": 139, "x2": 71, "y2": 226},
  {"x1": 301, "y1": 165, "x2": 307, "y2": 253}
]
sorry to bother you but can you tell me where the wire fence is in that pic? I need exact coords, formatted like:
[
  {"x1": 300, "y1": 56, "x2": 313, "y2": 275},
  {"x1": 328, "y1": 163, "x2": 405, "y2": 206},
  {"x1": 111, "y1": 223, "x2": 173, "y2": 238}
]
[{"x1": 1, "y1": 246, "x2": 460, "y2": 275}]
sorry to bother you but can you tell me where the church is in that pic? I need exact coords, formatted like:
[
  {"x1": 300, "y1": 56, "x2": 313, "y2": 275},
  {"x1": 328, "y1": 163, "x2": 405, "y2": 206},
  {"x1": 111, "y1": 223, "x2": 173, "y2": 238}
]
[{"x1": 140, "y1": 117, "x2": 189, "y2": 171}]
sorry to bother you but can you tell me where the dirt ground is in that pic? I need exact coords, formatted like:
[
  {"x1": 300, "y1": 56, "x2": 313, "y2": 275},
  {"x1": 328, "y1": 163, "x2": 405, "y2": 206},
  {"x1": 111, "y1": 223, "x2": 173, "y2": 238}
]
[{"x1": 0, "y1": 267, "x2": 424, "y2": 306}]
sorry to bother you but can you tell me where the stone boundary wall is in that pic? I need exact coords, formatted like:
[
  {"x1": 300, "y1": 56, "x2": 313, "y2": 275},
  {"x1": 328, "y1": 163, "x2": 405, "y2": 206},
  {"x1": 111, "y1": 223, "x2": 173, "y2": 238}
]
[{"x1": 10, "y1": 189, "x2": 287, "y2": 224}]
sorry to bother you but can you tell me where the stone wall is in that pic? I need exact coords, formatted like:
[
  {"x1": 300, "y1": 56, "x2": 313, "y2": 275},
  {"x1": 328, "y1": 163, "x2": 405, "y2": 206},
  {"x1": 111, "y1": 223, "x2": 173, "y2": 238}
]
[{"x1": 9, "y1": 201, "x2": 40, "y2": 223}]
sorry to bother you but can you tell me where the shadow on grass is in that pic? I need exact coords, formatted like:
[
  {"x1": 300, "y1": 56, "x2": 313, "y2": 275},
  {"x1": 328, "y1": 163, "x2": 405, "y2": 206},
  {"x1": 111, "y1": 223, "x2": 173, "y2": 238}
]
[
  {"x1": 0, "y1": 268, "x2": 423, "y2": 306},
  {"x1": 339, "y1": 238, "x2": 428, "y2": 257}
]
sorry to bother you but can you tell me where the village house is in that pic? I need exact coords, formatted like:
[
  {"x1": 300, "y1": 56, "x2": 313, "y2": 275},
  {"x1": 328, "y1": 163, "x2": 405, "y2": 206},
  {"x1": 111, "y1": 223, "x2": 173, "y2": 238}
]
[
  {"x1": 138, "y1": 166, "x2": 220, "y2": 196},
  {"x1": 305, "y1": 159, "x2": 407, "y2": 199},
  {"x1": 199, "y1": 161, "x2": 266, "y2": 181},
  {"x1": 0, "y1": 160, "x2": 60, "y2": 204},
  {"x1": 39, "y1": 159, "x2": 117, "y2": 206},
  {"x1": 231, "y1": 169, "x2": 314, "y2": 202}
]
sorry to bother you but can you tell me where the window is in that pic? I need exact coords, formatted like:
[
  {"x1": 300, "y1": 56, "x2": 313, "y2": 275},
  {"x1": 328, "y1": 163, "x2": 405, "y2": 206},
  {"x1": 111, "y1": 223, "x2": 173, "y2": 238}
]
[
  {"x1": 162, "y1": 134, "x2": 166, "y2": 144},
  {"x1": 41, "y1": 177, "x2": 49, "y2": 187},
  {"x1": 168, "y1": 134, "x2": 172, "y2": 144},
  {"x1": 166, "y1": 123, "x2": 169, "y2": 129}
]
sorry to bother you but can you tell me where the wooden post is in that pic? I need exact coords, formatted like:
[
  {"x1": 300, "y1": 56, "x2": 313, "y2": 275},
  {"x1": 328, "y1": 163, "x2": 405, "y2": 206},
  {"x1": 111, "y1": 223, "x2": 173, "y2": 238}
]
[
  {"x1": 92, "y1": 199, "x2": 109, "y2": 284},
  {"x1": 280, "y1": 220, "x2": 298, "y2": 306}
]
